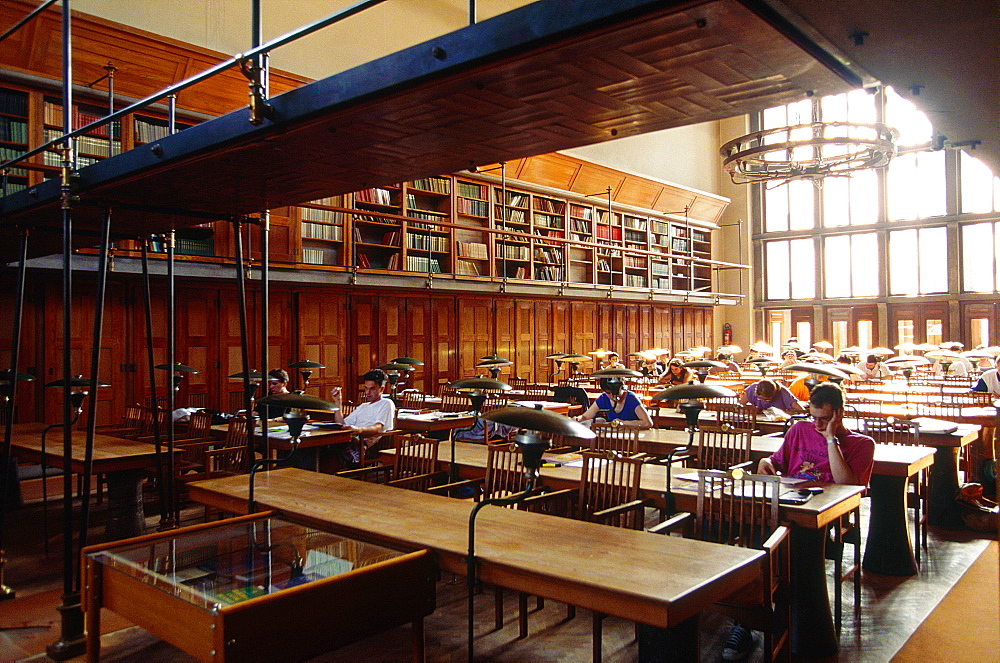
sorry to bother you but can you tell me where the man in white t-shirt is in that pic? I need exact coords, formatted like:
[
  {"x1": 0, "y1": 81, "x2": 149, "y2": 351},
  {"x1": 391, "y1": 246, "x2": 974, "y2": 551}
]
[{"x1": 330, "y1": 369, "x2": 396, "y2": 467}]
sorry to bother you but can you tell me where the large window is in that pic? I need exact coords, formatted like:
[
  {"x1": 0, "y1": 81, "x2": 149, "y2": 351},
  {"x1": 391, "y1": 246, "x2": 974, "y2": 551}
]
[
  {"x1": 765, "y1": 239, "x2": 815, "y2": 300},
  {"x1": 824, "y1": 233, "x2": 878, "y2": 298},
  {"x1": 822, "y1": 170, "x2": 878, "y2": 227},
  {"x1": 962, "y1": 222, "x2": 1000, "y2": 292},
  {"x1": 961, "y1": 152, "x2": 1000, "y2": 214},
  {"x1": 889, "y1": 226, "x2": 949, "y2": 295},
  {"x1": 887, "y1": 151, "x2": 946, "y2": 221}
]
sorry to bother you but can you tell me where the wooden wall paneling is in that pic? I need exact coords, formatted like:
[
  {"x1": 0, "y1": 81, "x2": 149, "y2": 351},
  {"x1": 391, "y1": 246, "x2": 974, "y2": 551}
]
[
  {"x1": 263, "y1": 288, "x2": 294, "y2": 379},
  {"x1": 457, "y1": 298, "x2": 494, "y2": 386},
  {"x1": 569, "y1": 301, "x2": 597, "y2": 358},
  {"x1": 404, "y1": 296, "x2": 431, "y2": 393},
  {"x1": 494, "y1": 299, "x2": 516, "y2": 377},
  {"x1": 612, "y1": 304, "x2": 630, "y2": 356},
  {"x1": 173, "y1": 286, "x2": 216, "y2": 411},
  {"x1": 295, "y1": 290, "x2": 348, "y2": 397},
  {"x1": 651, "y1": 305, "x2": 671, "y2": 353},
  {"x1": 636, "y1": 306, "x2": 653, "y2": 357},
  {"x1": 218, "y1": 284, "x2": 257, "y2": 414},
  {"x1": 683, "y1": 308, "x2": 696, "y2": 351},
  {"x1": 378, "y1": 295, "x2": 405, "y2": 371},
  {"x1": 597, "y1": 303, "x2": 613, "y2": 355},
  {"x1": 350, "y1": 294, "x2": 379, "y2": 386},
  {"x1": 531, "y1": 300, "x2": 553, "y2": 383},
  {"x1": 42, "y1": 278, "x2": 129, "y2": 425},
  {"x1": 429, "y1": 296, "x2": 455, "y2": 393},
  {"x1": 671, "y1": 308, "x2": 684, "y2": 357},
  {"x1": 515, "y1": 300, "x2": 536, "y2": 382}
]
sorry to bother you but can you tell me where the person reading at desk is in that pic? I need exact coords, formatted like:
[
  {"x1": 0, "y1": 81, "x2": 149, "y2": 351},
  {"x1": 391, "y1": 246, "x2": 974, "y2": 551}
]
[
  {"x1": 723, "y1": 383, "x2": 874, "y2": 661},
  {"x1": 739, "y1": 379, "x2": 805, "y2": 416},
  {"x1": 855, "y1": 354, "x2": 891, "y2": 380},
  {"x1": 658, "y1": 359, "x2": 691, "y2": 386},
  {"x1": 330, "y1": 369, "x2": 396, "y2": 467},
  {"x1": 575, "y1": 378, "x2": 652, "y2": 430},
  {"x1": 254, "y1": 368, "x2": 290, "y2": 421}
]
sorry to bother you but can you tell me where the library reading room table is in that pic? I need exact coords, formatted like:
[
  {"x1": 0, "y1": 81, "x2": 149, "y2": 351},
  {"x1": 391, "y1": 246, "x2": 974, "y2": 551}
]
[
  {"x1": 8, "y1": 422, "x2": 180, "y2": 540},
  {"x1": 401, "y1": 441, "x2": 863, "y2": 658},
  {"x1": 188, "y1": 469, "x2": 764, "y2": 661}
]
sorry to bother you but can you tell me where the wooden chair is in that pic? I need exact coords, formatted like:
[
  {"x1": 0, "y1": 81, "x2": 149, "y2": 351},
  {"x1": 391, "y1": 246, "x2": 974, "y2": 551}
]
[
  {"x1": 524, "y1": 385, "x2": 550, "y2": 399},
  {"x1": 399, "y1": 391, "x2": 427, "y2": 409},
  {"x1": 507, "y1": 376, "x2": 527, "y2": 389},
  {"x1": 651, "y1": 468, "x2": 791, "y2": 661},
  {"x1": 202, "y1": 418, "x2": 252, "y2": 479},
  {"x1": 440, "y1": 394, "x2": 470, "y2": 412},
  {"x1": 94, "y1": 403, "x2": 144, "y2": 437},
  {"x1": 576, "y1": 452, "x2": 649, "y2": 659},
  {"x1": 693, "y1": 428, "x2": 754, "y2": 472},
  {"x1": 862, "y1": 418, "x2": 927, "y2": 562},
  {"x1": 339, "y1": 434, "x2": 444, "y2": 491},
  {"x1": 712, "y1": 403, "x2": 758, "y2": 434},
  {"x1": 588, "y1": 423, "x2": 639, "y2": 456}
]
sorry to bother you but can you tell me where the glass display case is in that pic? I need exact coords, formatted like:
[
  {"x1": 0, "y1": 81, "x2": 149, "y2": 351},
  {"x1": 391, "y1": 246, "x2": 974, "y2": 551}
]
[{"x1": 83, "y1": 512, "x2": 435, "y2": 661}]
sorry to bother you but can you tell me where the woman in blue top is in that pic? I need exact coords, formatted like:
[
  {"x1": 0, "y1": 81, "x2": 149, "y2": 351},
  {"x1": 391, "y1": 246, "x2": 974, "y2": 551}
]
[{"x1": 576, "y1": 378, "x2": 653, "y2": 430}]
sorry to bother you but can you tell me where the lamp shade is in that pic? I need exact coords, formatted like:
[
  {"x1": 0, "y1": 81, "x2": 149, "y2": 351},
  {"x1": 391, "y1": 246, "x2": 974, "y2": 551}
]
[
  {"x1": 45, "y1": 377, "x2": 111, "y2": 388},
  {"x1": 377, "y1": 363, "x2": 414, "y2": 372},
  {"x1": 155, "y1": 363, "x2": 198, "y2": 373},
  {"x1": 885, "y1": 355, "x2": 932, "y2": 365},
  {"x1": 479, "y1": 353, "x2": 509, "y2": 362},
  {"x1": 869, "y1": 347, "x2": 894, "y2": 356},
  {"x1": 962, "y1": 349, "x2": 995, "y2": 359},
  {"x1": 590, "y1": 367, "x2": 642, "y2": 378},
  {"x1": 482, "y1": 407, "x2": 595, "y2": 440},
  {"x1": 651, "y1": 383, "x2": 737, "y2": 401},
  {"x1": 718, "y1": 344, "x2": 743, "y2": 354},
  {"x1": 0, "y1": 370, "x2": 34, "y2": 382},
  {"x1": 475, "y1": 358, "x2": 513, "y2": 367},
  {"x1": 448, "y1": 377, "x2": 511, "y2": 392},
  {"x1": 682, "y1": 360, "x2": 728, "y2": 370},
  {"x1": 288, "y1": 360, "x2": 326, "y2": 369},
  {"x1": 392, "y1": 357, "x2": 424, "y2": 366},
  {"x1": 560, "y1": 353, "x2": 591, "y2": 362},
  {"x1": 784, "y1": 363, "x2": 849, "y2": 380},
  {"x1": 256, "y1": 392, "x2": 338, "y2": 411},
  {"x1": 625, "y1": 352, "x2": 645, "y2": 358},
  {"x1": 924, "y1": 349, "x2": 963, "y2": 360},
  {"x1": 546, "y1": 352, "x2": 568, "y2": 359},
  {"x1": 229, "y1": 370, "x2": 263, "y2": 380}
]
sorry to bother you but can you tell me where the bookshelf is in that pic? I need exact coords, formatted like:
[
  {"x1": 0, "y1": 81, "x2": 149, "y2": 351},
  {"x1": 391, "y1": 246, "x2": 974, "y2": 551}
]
[
  {"x1": 0, "y1": 86, "x2": 29, "y2": 199},
  {"x1": 133, "y1": 113, "x2": 193, "y2": 145},
  {"x1": 404, "y1": 177, "x2": 450, "y2": 274},
  {"x1": 43, "y1": 97, "x2": 122, "y2": 169},
  {"x1": 454, "y1": 178, "x2": 491, "y2": 277},
  {"x1": 299, "y1": 195, "x2": 346, "y2": 266}
]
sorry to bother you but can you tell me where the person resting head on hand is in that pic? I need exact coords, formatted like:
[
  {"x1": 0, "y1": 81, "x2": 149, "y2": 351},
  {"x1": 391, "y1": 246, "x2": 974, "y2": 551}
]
[{"x1": 575, "y1": 378, "x2": 652, "y2": 430}]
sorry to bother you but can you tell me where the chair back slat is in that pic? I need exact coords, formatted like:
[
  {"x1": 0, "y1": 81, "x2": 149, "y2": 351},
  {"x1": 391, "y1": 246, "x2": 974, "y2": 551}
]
[
  {"x1": 579, "y1": 452, "x2": 643, "y2": 528},
  {"x1": 186, "y1": 410, "x2": 214, "y2": 438},
  {"x1": 484, "y1": 443, "x2": 527, "y2": 501},
  {"x1": 395, "y1": 434, "x2": 440, "y2": 478},
  {"x1": 861, "y1": 418, "x2": 920, "y2": 445},
  {"x1": 697, "y1": 429, "x2": 752, "y2": 471},
  {"x1": 712, "y1": 403, "x2": 758, "y2": 432},
  {"x1": 400, "y1": 391, "x2": 428, "y2": 409},
  {"x1": 441, "y1": 394, "x2": 469, "y2": 412},
  {"x1": 696, "y1": 469, "x2": 781, "y2": 548},
  {"x1": 590, "y1": 423, "x2": 639, "y2": 455}
]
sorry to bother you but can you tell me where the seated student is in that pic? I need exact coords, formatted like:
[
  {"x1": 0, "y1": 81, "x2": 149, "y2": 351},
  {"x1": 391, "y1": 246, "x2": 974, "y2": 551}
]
[
  {"x1": 779, "y1": 349, "x2": 800, "y2": 368},
  {"x1": 254, "y1": 368, "x2": 291, "y2": 421},
  {"x1": 855, "y1": 354, "x2": 891, "y2": 380},
  {"x1": 329, "y1": 369, "x2": 396, "y2": 467},
  {"x1": 658, "y1": 359, "x2": 692, "y2": 385},
  {"x1": 709, "y1": 352, "x2": 742, "y2": 375},
  {"x1": 723, "y1": 383, "x2": 874, "y2": 661},
  {"x1": 576, "y1": 378, "x2": 652, "y2": 430},
  {"x1": 788, "y1": 372, "x2": 827, "y2": 401},
  {"x1": 739, "y1": 379, "x2": 805, "y2": 415}
]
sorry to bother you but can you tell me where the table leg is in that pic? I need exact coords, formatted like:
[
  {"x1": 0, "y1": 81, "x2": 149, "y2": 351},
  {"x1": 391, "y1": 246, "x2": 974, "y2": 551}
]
[
  {"x1": 863, "y1": 475, "x2": 917, "y2": 576},
  {"x1": 928, "y1": 446, "x2": 965, "y2": 528},
  {"x1": 103, "y1": 470, "x2": 146, "y2": 541},
  {"x1": 790, "y1": 526, "x2": 837, "y2": 658}
]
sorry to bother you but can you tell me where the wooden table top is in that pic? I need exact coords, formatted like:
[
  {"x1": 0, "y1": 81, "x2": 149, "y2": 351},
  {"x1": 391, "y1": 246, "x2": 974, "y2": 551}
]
[
  {"x1": 210, "y1": 421, "x2": 353, "y2": 450},
  {"x1": 398, "y1": 441, "x2": 863, "y2": 530},
  {"x1": 636, "y1": 428, "x2": 936, "y2": 478},
  {"x1": 187, "y1": 468, "x2": 764, "y2": 628},
  {"x1": 8, "y1": 422, "x2": 177, "y2": 473}
]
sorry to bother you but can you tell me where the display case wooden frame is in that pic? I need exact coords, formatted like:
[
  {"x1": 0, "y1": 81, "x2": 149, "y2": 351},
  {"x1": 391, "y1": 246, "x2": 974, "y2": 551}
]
[{"x1": 83, "y1": 511, "x2": 436, "y2": 662}]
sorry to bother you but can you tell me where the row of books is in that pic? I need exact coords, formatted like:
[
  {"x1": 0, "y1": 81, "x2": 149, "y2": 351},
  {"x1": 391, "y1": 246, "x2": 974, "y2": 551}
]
[
  {"x1": 457, "y1": 181, "x2": 486, "y2": 199},
  {"x1": 301, "y1": 247, "x2": 333, "y2": 265},
  {"x1": 499, "y1": 243, "x2": 530, "y2": 260},
  {"x1": 406, "y1": 232, "x2": 448, "y2": 252},
  {"x1": 410, "y1": 176, "x2": 450, "y2": 194},
  {"x1": 623, "y1": 215, "x2": 647, "y2": 230},
  {"x1": 534, "y1": 265, "x2": 564, "y2": 281},
  {"x1": 455, "y1": 259, "x2": 482, "y2": 275},
  {"x1": 672, "y1": 238, "x2": 691, "y2": 252},
  {"x1": 651, "y1": 261, "x2": 672, "y2": 275},
  {"x1": 624, "y1": 229, "x2": 646, "y2": 243},
  {"x1": 495, "y1": 191, "x2": 527, "y2": 207},
  {"x1": 306, "y1": 195, "x2": 344, "y2": 207},
  {"x1": 301, "y1": 207, "x2": 344, "y2": 224},
  {"x1": 534, "y1": 246, "x2": 562, "y2": 263},
  {"x1": 355, "y1": 187, "x2": 395, "y2": 206},
  {"x1": 500, "y1": 208, "x2": 527, "y2": 225},
  {"x1": 0, "y1": 88, "x2": 28, "y2": 117},
  {"x1": 507, "y1": 266, "x2": 529, "y2": 278},
  {"x1": 0, "y1": 181, "x2": 26, "y2": 197},
  {"x1": 533, "y1": 212, "x2": 563, "y2": 229},
  {"x1": 533, "y1": 197, "x2": 565, "y2": 214},
  {"x1": 0, "y1": 118, "x2": 27, "y2": 143},
  {"x1": 406, "y1": 255, "x2": 442, "y2": 272},
  {"x1": 456, "y1": 241, "x2": 488, "y2": 259},
  {"x1": 302, "y1": 221, "x2": 343, "y2": 241},
  {"x1": 624, "y1": 255, "x2": 647, "y2": 268},
  {"x1": 597, "y1": 259, "x2": 613, "y2": 272},
  {"x1": 134, "y1": 118, "x2": 175, "y2": 143},
  {"x1": 45, "y1": 129, "x2": 120, "y2": 157},
  {"x1": 625, "y1": 274, "x2": 648, "y2": 287},
  {"x1": 595, "y1": 225, "x2": 623, "y2": 240},
  {"x1": 455, "y1": 197, "x2": 488, "y2": 217},
  {"x1": 569, "y1": 203, "x2": 593, "y2": 220},
  {"x1": 43, "y1": 101, "x2": 117, "y2": 137},
  {"x1": 570, "y1": 218, "x2": 591, "y2": 233},
  {"x1": 406, "y1": 209, "x2": 445, "y2": 222},
  {"x1": 0, "y1": 146, "x2": 26, "y2": 175}
]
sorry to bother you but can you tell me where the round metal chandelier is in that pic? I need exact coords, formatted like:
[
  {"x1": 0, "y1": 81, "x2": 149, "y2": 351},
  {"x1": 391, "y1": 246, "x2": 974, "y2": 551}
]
[{"x1": 720, "y1": 121, "x2": 898, "y2": 186}]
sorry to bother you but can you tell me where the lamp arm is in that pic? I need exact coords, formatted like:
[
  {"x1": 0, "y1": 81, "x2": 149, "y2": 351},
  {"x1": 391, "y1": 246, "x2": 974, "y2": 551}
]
[
  {"x1": 466, "y1": 475, "x2": 537, "y2": 662},
  {"x1": 662, "y1": 446, "x2": 689, "y2": 516},
  {"x1": 247, "y1": 439, "x2": 300, "y2": 514}
]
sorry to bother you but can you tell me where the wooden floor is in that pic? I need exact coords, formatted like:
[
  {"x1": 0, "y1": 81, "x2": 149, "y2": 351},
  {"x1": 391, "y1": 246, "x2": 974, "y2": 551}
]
[{"x1": 0, "y1": 490, "x2": 993, "y2": 662}]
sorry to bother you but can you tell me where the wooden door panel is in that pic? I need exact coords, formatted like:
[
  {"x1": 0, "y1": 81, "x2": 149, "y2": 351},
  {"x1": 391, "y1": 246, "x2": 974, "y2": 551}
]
[
  {"x1": 297, "y1": 290, "x2": 348, "y2": 396},
  {"x1": 457, "y1": 298, "x2": 492, "y2": 384},
  {"x1": 494, "y1": 299, "x2": 516, "y2": 368}
]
